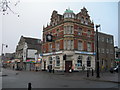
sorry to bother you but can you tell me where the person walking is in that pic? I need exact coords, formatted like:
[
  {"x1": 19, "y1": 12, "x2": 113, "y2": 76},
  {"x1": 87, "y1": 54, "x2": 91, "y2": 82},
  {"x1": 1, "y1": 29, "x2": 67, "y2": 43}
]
[
  {"x1": 72, "y1": 65, "x2": 74, "y2": 72},
  {"x1": 13, "y1": 65, "x2": 14, "y2": 70},
  {"x1": 69, "y1": 65, "x2": 72, "y2": 73},
  {"x1": 82, "y1": 64, "x2": 85, "y2": 72}
]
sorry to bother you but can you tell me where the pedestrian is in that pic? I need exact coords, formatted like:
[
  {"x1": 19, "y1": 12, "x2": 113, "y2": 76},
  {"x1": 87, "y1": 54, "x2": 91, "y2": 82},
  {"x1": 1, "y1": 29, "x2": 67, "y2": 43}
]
[
  {"x1": 82, "y1": 64, "x2": 85, "y2": 72},
  {"x1": 53, "y1": 69, "x2": 54, "y2": 73},
  {"x1": 101, "y1": 65, "x2": 104, "y2": 72},
  {"x1": 47, "y1": 65, "x2": 49, "y2": 72},
  {"x1": 13, "y1": 65, "x2": 14, "y2": 70},
  {"x1": 72, "y1": 65, "x2": 74, "y2": 72},
  {"x1": 36, "y1": 66, "x2": 38, "y2": 72},
  {"x1": 69, "y1": 65, "x2": 72, "y2": 73}
]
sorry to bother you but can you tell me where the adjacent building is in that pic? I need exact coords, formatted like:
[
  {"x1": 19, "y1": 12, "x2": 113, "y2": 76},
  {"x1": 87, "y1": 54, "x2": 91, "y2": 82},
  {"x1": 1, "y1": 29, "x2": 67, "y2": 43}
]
[
  {"x1": 114, "y1": 46, "x2": 120, "y2": 65},
  {"x1": 15, "y1": 36, "x2": 42, "y2": 70},
  {"x1": 1, "y1": 53, "x2": 15, "y2": 67},
  {"x1": 4, "y1": 53, "x2": 15, "y2": 60},
  {"x1": 42, "y1": 7, "x2": 95, "y2": 72},
  {"x1": 96, "y1": 32, "x2": 115, "y2": 70}
]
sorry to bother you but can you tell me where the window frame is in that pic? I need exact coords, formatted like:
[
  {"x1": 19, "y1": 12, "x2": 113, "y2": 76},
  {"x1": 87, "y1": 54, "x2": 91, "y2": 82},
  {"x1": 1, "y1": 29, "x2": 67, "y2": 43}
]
[
  {"x1": 87, "y1": 56, "x2": 91, "y2": 67},
  {"x1": 49, "y1": 57, "x2": 53, "y2": 65},
  {"x1": 56, "y1": 56, "x2": 60, "y2": 66},
  {"x1": 77, "y1": 56, "x2": 82, "y2": 67},
  {"x1": 78, "y1": 40, "x2": 83, "y2": 50}
]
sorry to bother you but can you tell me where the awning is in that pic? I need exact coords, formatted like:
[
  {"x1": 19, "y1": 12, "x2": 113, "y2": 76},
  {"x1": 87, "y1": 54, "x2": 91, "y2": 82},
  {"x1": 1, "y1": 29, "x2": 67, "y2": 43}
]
[
  {"x1": 115, "y1": 59, "x2": 120, "y2": 62},
  {"x1": 26, "y1": 60, "x2": 36, "y2": 63},
  {"x1": 14, "y1": 59, "x2": 21, "y2": 62}
]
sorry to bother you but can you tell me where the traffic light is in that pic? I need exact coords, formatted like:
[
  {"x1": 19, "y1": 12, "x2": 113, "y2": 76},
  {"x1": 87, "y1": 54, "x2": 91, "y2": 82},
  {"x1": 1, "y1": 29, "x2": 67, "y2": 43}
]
[{"x1": 63, "y1": 54, "x2": 66, "y2": 60}]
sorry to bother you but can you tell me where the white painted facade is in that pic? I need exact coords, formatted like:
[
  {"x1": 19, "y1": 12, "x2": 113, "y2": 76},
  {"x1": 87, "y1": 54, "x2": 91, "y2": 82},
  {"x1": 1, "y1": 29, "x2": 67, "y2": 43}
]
[
  {"x1": 27, "y1": 49, "x2": 37, "y2": 59},
  {"x1": 41, "y1": 51, "x2": 95, "y2": 71},
  {"x1": 23, "y1": 43, "x2": 28, "y2": 62}
]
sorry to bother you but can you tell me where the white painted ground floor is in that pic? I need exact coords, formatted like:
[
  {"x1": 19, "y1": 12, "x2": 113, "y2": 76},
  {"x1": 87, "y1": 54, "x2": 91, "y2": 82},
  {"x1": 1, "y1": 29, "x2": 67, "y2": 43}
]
[{"x1": 41, "y1": 51, "x2": 95, "y2": 72}]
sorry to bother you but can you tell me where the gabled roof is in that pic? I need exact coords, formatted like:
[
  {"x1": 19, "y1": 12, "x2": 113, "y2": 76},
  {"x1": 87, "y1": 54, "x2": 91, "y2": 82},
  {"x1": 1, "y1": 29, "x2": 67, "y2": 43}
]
[
  {"x1": 17, "y1": 36, "x2": 42, "y2": 51},
  {"x1": 23, "y1": 36, "x2": 41, "y2": 45}
]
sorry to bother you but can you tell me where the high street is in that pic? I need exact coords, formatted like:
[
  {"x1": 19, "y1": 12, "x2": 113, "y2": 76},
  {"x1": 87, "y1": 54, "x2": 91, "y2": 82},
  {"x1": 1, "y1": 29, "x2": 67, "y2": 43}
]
[{"x1": 1, "y1": 68, "x2": 119, "y2": 88}]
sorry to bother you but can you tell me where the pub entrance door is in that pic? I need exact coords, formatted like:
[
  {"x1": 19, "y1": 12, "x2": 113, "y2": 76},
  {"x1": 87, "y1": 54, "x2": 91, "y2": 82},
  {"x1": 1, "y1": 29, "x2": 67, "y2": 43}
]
[{"x1": 65, "y1": 61, "x2": 72, "y2": 72}]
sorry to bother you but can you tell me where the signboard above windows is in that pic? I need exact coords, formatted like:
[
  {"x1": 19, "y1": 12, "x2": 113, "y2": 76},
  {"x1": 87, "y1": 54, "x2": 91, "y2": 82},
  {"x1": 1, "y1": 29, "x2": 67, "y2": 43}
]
[{"x1": 75, "y1": 51, "x2": 96, "y2": 55}]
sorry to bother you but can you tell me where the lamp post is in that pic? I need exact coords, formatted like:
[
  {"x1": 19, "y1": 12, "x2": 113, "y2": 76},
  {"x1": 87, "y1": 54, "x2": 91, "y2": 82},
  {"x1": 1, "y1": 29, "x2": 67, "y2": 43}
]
[
  {"x1": 1, "y1": 44, "x2": 8, "y2": 64},
  {"x1": 96, "y1": 24, "x2": 100, "y2": 78}
]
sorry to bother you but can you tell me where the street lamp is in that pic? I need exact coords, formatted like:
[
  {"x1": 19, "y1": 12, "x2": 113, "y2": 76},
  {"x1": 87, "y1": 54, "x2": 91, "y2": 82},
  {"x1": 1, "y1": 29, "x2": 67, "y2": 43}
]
[
  {"x1": 1, "y1": 44, "x2": 8, "y2": 63},
  {"x1": 96, "y1": 24, "x2": 100, "y2": 78}
]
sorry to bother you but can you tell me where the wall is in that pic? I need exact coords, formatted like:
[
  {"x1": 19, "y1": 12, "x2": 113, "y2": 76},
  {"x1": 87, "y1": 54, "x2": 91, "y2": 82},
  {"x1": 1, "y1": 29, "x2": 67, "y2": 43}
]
[{"x1": 27, "y1": 49, "x2": 37, "y2": 59}]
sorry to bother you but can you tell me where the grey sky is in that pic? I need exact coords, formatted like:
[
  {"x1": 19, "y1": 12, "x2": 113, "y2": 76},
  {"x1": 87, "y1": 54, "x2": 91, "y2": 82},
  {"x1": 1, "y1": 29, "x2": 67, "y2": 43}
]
[{"x1": 0, "y1": 0, "x2": 119, "y2": 54}]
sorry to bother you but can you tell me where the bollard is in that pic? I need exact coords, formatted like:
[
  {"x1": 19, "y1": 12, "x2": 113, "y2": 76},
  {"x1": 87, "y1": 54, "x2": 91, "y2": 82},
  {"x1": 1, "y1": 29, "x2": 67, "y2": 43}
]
[
  {"x1": 28, "y1": 83, "x2": 32, "y2": 90},
  {"x1": 49, "y1": 69, "x2": 51, "y2": 73},
  {"x1": 92, "y1": 69, "x2": 94, "y2": 76},
  {"x1": 53, "y1": 69, "x2": 54, "y2": 73},
  {"x1": 87, "y1": 69, "x2": 89, "y2": 77}
]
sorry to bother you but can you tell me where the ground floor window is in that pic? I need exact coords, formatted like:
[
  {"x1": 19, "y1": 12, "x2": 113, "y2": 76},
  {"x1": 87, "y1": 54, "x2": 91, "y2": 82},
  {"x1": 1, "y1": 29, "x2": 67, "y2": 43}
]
[
  {"x1": 87, "y1": 56, "x2": 91, "y2": 67},
  {"x1": 77, "y1": 56, "x2": 82, "y2": 66},
  {"x1": 56, "y1": 56, "x2": 60, "y2": 66},
  {"x1": 49, "y1": 57, "x2": 52, "y2": 65}
]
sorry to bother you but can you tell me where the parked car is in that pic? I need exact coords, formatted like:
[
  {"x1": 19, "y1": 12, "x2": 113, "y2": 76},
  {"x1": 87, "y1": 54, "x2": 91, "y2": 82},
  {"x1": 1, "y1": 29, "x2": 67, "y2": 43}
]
[{"x1": 110, "y1": 65, "x2": 120, "y2": 73}]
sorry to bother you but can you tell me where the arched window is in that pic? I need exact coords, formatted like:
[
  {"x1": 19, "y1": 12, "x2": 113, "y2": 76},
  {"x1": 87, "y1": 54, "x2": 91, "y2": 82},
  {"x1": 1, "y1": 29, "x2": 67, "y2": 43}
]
[
  {"x1": 87, "y1": 56, "x2": 91, "y2": 67},
  {"x1": 56, "y1": 56, "x2": 60, "y2": 66},
  {"x1": 81, "y1": 17, "x2": 84, "y2": 23},
  {"x1": 49, "y1": 57, "x2": 52, "y2": 65},
  {"x1": 85, "y1": 18, "x2": 88, "y2": 25},
  {"x1": 77, "y1": 56, "x2": 82, "y2": 66},
  {"x1": 72, "y1": 14, "x2": 74, "y2": 18}
]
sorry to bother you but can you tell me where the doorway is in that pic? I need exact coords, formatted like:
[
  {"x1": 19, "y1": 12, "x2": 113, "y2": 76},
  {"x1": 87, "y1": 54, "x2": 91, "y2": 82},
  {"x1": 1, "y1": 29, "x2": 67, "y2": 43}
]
[
  {"x1": 65, "y1": 61, "x2": 72, "y2": 72},
  {"x1": 44, "y1": 61, "x2": 46, "y2": 71}
]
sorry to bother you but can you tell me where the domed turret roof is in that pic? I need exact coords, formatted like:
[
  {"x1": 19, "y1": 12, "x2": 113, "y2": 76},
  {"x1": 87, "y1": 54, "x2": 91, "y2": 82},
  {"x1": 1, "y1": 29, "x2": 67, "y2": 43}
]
[{"x1": 64, "y1": 8, "x2": 74, "y2": 13}]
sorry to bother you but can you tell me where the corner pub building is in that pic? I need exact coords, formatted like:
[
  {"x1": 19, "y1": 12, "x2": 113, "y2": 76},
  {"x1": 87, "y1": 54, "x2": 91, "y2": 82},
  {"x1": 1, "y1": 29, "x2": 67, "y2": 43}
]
[{"x1": 41, "y1": 7, "x2": 95, "y2": 72}]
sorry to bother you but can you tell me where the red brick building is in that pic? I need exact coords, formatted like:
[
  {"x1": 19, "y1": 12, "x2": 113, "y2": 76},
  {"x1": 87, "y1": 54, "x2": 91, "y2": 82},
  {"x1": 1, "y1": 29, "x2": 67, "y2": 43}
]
[{"x1": 42, "y1": 7, "x2": 95, "y2": 72}]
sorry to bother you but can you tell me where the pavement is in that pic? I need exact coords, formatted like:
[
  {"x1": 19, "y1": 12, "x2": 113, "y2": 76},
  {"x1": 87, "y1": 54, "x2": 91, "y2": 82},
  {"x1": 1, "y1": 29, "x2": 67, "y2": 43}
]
[
  {"x1": 84, "y1": 72, "x2": 119, "y2": 83},
  {"x1": 1, "y1": 68, "x2": 120, "y2": 83},
  {"x1": 45, "y1": 70, "x2": 119, "y2": 83},
  {"x1": 2, "y1": 68, "x2": 120, "y2": 88}
]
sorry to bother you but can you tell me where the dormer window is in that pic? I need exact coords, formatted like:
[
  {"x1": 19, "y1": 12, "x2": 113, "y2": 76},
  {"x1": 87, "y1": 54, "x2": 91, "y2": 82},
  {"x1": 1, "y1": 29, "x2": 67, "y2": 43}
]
[
  {"x1": 85, "y1": 18, "x2": 88, "y2": 25},
  {"x1": 72, "y1": 14, "x2": 75, "y2": 18},
  {"x1": 81, "y1": 17, "x2": 84, "y2": 23}
]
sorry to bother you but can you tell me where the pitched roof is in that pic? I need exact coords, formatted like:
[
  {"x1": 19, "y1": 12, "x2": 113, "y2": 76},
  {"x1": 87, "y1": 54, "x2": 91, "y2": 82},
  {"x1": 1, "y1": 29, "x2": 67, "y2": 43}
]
[
  {"x1": 23, "y1": 36, "x2": 41, "y2": 45},
  {"x1": 22, "y1": 36, "x2": 42, "y2": 51}
]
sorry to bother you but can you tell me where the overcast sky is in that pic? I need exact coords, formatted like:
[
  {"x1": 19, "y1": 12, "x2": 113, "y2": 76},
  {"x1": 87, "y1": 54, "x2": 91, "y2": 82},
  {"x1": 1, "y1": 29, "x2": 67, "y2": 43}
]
[{"x1": 0, "y1": 0, "x2": 119, "y2": 54}]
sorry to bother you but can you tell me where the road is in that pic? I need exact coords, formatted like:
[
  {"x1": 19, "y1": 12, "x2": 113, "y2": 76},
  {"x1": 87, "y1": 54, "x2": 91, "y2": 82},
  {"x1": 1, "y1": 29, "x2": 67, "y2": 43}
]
[{"x1": 2, "y1": 68, "x2": 119, "y2": 88}]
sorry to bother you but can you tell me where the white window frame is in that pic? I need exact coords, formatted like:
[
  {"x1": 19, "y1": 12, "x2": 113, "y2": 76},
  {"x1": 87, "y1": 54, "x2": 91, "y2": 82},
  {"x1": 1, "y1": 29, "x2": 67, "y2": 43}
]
[
  {"x1": 87, "y1": 30, "x2": 91, "y2": 37},
  {"x1": 87, "y1": 42, "x2": 91, "y2": 51},
  {"x1": 49, "y1": 57, "x2": 52, "y2": 65},
  {"x1": 56, "y1": 56, "x2": 60, "y2": 66},
  {"x1": 78, "y1": 41, "x2": 83, "y2": 50},
  {"x1": 81, "y1": 17, "x2": 84, "y2": 23},
  {"x1": 78, "y1": 28, "x2": 82, "y2": 35},
  {"x1": 56, "y1": 42, "x2": 60, "y2": 51},
  {"x1": 87, "y1": 56, "x2": 91, "y2": 67},
  {"x1": 77, "y1": 56, "x2": 82, "y2": 67},
  {"x1": 85, "y1": 18, "x2": 88, "y2": 25}
]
